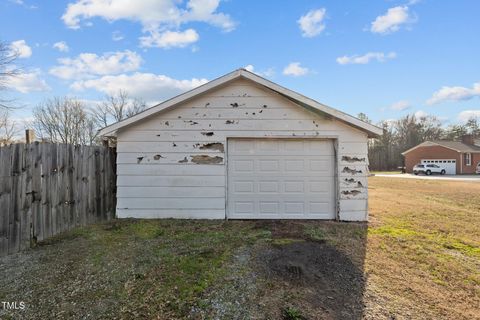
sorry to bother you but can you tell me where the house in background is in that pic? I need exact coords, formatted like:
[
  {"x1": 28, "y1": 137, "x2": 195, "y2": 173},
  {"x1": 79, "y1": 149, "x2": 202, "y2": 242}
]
[
  {"x1": 402, "y1": 135, "x2": 480, "y2": 174},
  {"x1": 99, "y1": 69, "x2": 382, "y2": 221}
]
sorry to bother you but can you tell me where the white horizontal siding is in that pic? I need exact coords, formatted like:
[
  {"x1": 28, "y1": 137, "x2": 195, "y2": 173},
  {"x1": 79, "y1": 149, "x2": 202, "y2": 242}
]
[
  {"x1": 117, "y1": 209, "x2": 225, "y2": 219},
  {"x1": 116, "y1": 78, "x2": 369, "y2": 220},
  {"x1": 117, "y1": 164, "x2": 224, "y2": 176},
  {"x1": 117, "y1": 186, "x2": 225, "y2": 198},
  {"x1": 117, "y1": 152, "x2": 224, "y2": 165},
  {"x1": 117, "y1": 130, "x2": 363, "y2": 142},
  {"x1": 117, "y1": 197, "x2": 224, "y2": 209},
  {"x1": 117, "y1": 142, "x2": 224, "y2": 153},
  {"x1": 129, "y1": 119, "x2": 348, "y2": 131},
  {"x1": 117, "y1": 175, "x2": 225, "y2": 187}
]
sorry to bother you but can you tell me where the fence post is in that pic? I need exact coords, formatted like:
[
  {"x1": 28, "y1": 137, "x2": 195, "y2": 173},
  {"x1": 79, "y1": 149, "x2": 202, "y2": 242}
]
[{"x1": 25, "y1": 130, "x2": 35, "y2": 144}]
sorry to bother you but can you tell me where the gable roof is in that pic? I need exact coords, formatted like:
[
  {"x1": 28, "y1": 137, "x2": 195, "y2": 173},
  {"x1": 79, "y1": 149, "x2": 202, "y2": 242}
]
[
  {"x1": 99, "y1": 68, "x2": 383, "y2": 138},
  {"x1": 402, "y1": 140, "x2": 480, "y2": 155}
]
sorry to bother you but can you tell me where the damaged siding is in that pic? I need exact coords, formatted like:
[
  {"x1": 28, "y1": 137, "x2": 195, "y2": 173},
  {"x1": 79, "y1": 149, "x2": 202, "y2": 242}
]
[{"x1": 116, "y1": 79, "x2": 369, "y2": 220}]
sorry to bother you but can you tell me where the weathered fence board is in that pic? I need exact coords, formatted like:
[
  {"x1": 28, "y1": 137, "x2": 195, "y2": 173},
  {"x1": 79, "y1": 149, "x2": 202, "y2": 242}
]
[{"x1": 0, "y1": 142, "x2": 116, "y2": 257}]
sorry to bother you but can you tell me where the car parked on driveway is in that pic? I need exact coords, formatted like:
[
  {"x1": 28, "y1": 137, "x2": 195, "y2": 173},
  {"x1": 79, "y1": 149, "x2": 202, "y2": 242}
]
[
  {"x1": 413, "y1": 163, "x2": 446, "y2": 175},
  {"x1": 476, "y1": 162, "x2": 480, "y2": 174}
]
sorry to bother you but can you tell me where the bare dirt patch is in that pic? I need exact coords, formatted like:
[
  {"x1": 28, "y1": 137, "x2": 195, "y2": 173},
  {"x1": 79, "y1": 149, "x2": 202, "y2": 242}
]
[{"x1": 256, "y1": 241, "x2": 365, "y2": 319}]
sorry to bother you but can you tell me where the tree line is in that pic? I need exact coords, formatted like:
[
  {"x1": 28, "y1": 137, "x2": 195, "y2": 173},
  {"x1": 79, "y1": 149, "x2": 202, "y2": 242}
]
[
  {"x1": 1, "y1": 91, "x2": 147, "y2": 146},
  {"x1": 359, "y1": 113, "x2": 480, "y2": 171},
  {"x1": 1, "y1": 40, "x2": 147, "y2": 145}
]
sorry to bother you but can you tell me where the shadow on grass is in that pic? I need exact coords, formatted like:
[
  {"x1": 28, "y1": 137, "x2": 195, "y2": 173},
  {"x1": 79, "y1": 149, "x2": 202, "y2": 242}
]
[{"x1": 252, "y1": 220, "x2": 368, "y2": 319}]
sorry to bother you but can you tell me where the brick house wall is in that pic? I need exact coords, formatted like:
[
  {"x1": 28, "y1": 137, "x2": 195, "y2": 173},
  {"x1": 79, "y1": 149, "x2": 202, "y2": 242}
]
[
  {"x1": 404, "y1": 145, "x2": 480, "y2": 174},
  {"x1": 464, "y1": 152, "x2": 480, "y2": 174}
]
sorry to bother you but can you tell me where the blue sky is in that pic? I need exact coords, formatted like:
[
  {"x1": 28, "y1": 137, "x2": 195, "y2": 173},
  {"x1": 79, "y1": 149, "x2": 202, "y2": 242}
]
[{"x1": 1, "y1": 0, "x2": 480, "y2": 125}]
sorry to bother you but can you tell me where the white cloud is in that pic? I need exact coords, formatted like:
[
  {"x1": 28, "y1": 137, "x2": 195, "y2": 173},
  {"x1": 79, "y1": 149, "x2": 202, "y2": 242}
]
[
  {"x1": 8, "y1": 0, "x2": 37, "y2": 9},
  {"x1": 53, "y1": 41, "x2": 69, "y2": 52},
  {"x1": 140, "y1": 29, "x2": 199, "y2": 48},
  {"x1": 298, "y1": 8, "x2": 327, "y2": 37},
  {"x1": 6, "y1": 69, "x2": 50, "y2": 93},
  {"x1": 371, "y1": 6, "x2": 412, "y2": 34},
  {"x1": 458, "y1": 110, "x2": 480, "y2": 123},
  {"x1": 414, "y1": 110, "x2": 428, "y2": 119},
  {"x1": 112, "y1": 31, "x2": 124, "y2": 41},
  {"x1": 336, "y1": 52, "x2": 396, "y2": 65},
  {"x1": 62, "y1": 0, "x2": 235, "y2": 48},
  {"x1": 283, "y1": 62, "x2": 309, "y2": 77},
  {"x1": 243, "y1": 65, "x2": 274, "y2": 78},
  {"x1": 427, "y1": 82, "x2": 480, "y2": 105},
  {"x1": 49, "y1": 50, "x2": 142, "y2": 80},
  {"x1": 9, "y1": 40, "x2": 32, "y2": 58},
  {"x1": 71, "y1": 72, "x2": 208, "y2": 102},
  {"x1": 390, "y1": 100, "x2": 411, "y2": 111}
]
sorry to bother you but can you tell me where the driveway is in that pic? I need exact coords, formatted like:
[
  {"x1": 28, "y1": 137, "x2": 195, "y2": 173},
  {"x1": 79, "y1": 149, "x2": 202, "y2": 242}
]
[{"x1": 373, "y1": 173, "x2": 480, "y2": 181}]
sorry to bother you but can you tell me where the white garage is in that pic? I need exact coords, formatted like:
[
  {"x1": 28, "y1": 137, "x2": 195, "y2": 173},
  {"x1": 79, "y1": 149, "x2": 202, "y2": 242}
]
[
  {"x1": 421, "y1": 159, "x2": 456, "y2": 175},
  {"x1": 100, "y1": 69, "x2": 382, "y2": 221}
]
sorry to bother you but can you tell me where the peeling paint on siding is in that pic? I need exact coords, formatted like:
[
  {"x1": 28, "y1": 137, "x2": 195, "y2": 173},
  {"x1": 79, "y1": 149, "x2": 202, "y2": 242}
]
[
  {"x1": 191, "y1": 155, "x2": 223, "y2": 164},
  {"x1": 341, "y1": 190, "x2": 362, "y2": 196},
  {"x1": 342, "y1": 167, "x2": 363, "y2": 175},
  {"x1": 344, "y1": 178, "x2": 364, "y2": 188},
  {"x1": 199, "y1": 142, "x2": 224, "y2": 152},
  {"x1": 178, "y1": 157, "x2": 188, "y2": 163},
  {"x1": 342, "y1": 156, "x2": 366, "y2": 162}
]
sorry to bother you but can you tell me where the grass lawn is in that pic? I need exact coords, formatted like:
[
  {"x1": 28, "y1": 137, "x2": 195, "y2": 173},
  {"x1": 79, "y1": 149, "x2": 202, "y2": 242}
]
[
  {"x1": 0, "y1": 177, "x2": 479, "y2": 319},
  {"x1": 370, "y1": 170, "x2": 402, "y2": 175}
]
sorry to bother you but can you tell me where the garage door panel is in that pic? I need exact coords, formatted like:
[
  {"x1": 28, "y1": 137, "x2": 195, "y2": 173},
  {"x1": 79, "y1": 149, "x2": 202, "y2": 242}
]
[
  {"x1": 228, "y1": 138, "x2": 335, "y2": 219},
  {"x1": 229, "y1": 140, "x2": 334, "y2": 156},
  {"x1": 284, "y1": 181, "x2": 304, "y2": 193},
  {"x1": 234, "y1": 193, "x2": 333, "y2": 201},
  {"x1": 234, "y1": 201, "x2": 255, "y2": 214},
  {"x1": 259, "y1": 160, "x2": 280, "y2": 171}
]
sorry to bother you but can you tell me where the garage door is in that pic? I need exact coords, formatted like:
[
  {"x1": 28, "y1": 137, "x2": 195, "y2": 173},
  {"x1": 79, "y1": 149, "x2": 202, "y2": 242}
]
[
  {"x1": 227, "y1": 138, "x2": 336, "y2": 219},
  {"x1": 421, "y1": 159, "x2": 456, "y2": 174}
]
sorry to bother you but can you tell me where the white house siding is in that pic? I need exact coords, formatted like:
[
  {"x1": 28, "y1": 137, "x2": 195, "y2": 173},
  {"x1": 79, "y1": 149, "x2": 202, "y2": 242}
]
[{"x1": 115, "y1": 78, "x2": 369, "y2": 221}]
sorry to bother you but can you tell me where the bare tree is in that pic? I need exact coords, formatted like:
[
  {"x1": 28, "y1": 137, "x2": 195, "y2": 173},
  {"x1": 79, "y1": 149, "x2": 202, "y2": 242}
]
[
  {"x1": 33, "y1": 97, "x2": 98, "y2": 145},
  {"x1": 0, "y1": 109, "x2": 17, "y2": 145},
  {"x1": 0, "y1": 41, "x2": 20, "y2": 109},
  {"x1": 91, "y1": 90, "x2": 147, "y2": 127}
]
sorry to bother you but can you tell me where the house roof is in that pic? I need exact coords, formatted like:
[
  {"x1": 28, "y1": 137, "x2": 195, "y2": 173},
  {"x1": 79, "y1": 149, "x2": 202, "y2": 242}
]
[
  {"x1": 402, "y1": 140, "x2": 480, "y2": 155},
  {"x1": 98, "y1": 68, "x2": 382, "y2": 138}
]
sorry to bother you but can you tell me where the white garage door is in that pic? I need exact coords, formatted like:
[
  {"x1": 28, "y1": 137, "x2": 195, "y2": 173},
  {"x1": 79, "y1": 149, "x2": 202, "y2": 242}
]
[
  {"x1": 227, "y1": 138, "x2": 336, "y2": 219},
  {"x1": 421, "y1": 159, "x2": 456, "y2": 175}
]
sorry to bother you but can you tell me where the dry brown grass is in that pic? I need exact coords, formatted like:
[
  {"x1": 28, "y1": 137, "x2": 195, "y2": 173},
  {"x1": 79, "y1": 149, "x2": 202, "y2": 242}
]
[{"x1": 365, "y1": 177, "x2": 480, "y2": 319}]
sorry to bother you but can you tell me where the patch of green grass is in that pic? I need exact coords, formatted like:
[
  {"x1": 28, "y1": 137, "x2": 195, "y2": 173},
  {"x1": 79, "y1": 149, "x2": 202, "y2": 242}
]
[
  {"x1": 439, "y1": 237, "x2": 480, "y2": 258},
  {"x1": 271, "y1": 238, "x2": 305, "y2": 246},
  {"x1": 304, "y1": 226, "x2": 325, "y2": 241},
  {"x1": 369, "y1": 226, "x2": 419, "y2": 238},
  {"x1": 124, "y1": 221, "x2": 164, "y2": 239},
  {"x1": 283, "y1": 306, "x2": 305, "y2": 320}
]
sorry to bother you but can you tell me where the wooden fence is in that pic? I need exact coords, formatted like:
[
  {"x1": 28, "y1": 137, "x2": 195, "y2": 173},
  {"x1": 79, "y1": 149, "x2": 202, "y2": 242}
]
[{"x1": 0, "y1": 142, "x2": 116, "y2": 257}]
